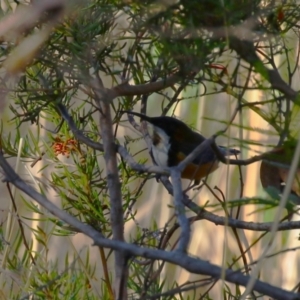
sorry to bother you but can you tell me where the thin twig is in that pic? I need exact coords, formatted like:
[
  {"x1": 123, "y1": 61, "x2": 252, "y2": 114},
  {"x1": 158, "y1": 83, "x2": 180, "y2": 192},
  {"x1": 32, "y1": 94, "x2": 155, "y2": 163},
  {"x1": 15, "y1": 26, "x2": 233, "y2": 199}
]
[{"x1": 6, "y1": 183, "x2": 37, "y2": 266}]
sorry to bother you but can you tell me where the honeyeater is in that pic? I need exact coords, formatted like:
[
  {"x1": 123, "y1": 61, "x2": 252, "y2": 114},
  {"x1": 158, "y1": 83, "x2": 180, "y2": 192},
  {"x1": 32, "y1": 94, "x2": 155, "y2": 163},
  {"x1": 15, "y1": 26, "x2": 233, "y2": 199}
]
[{"x1": 123, "y1": 111, "x2": 239, "y2": 184}]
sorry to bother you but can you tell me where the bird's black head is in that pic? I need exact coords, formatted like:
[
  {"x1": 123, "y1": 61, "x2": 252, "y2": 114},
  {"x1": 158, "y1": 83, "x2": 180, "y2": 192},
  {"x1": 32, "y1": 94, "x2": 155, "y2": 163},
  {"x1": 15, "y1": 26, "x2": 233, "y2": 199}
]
[
  {"x1": 147, "y1": 116, "x2": 193, "y2": 138},
  {"x1": 122, "y1": 111, "x2": 199, "y2": 142}
]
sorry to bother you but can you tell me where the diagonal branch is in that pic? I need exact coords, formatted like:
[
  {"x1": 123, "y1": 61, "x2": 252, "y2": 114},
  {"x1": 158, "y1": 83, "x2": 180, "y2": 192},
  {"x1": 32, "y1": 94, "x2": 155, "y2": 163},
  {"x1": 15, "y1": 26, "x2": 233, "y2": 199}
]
[
  {"x1": 57, "y1": 103, "x2": 104, "y2": 151},
  {"x1": 57, "y1": 103, "x2": 169, "y2": 176},
  {"x1": 229, "y1": 37, "x2": 299, "y2": 102},
  {"x1": 0, "y1": 152, "x2": 299, "y2": 300}
]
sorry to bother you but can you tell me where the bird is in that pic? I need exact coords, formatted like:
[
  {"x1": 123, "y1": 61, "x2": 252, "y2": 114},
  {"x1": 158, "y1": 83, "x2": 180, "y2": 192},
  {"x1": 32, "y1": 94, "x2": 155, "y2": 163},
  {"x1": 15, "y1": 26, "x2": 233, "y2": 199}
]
[{"x1": 123, "y1": 111, "x2": 239, "y2": 184}]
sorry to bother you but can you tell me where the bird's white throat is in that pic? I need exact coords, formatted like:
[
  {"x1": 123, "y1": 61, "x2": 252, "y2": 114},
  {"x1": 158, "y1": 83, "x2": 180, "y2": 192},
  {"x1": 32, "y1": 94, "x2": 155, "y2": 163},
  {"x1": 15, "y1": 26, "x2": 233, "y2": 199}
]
[{"x1": 150, "y1": 125, "x2": 170, "y2": 167}]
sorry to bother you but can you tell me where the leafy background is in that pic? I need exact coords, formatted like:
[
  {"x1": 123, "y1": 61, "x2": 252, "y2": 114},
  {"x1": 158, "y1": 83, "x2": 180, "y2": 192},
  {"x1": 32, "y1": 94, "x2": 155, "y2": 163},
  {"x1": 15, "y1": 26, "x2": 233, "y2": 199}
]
[{"x1": 0, "y1": 0, "x2": 300, "y2": 299}]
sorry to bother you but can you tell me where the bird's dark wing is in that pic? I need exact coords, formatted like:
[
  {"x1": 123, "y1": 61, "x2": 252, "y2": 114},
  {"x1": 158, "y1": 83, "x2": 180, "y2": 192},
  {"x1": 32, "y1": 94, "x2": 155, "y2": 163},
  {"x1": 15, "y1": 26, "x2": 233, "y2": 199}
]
[
  {"x1": 170, "y1": 140, "x2": 216, "y2": 166},
  {"x1": 171, "y1": 139, "x2": 239, "y2": 166}
]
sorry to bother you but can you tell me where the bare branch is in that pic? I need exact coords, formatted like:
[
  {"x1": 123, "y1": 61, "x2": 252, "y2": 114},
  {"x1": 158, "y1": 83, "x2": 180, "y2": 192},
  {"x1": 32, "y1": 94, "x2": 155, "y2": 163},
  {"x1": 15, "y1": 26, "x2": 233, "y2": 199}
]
[
  {"x1": 0, "y1": 152, "x2": 299, "y2": 300},
  {"x1": 170, "y1": 169, "x2": 190, "y2": 252},
  {"x1": 57, "y1": 103, "x2": 104, "y2": 151},
  {"x1": 177, "y1": 137, "x2": 215, "y2": 172},
  {"x1": 92, "y1": 79, "x2": 127, "y2": 299},
  {"x1": 110, "y1": 72, "x2": 181, "y2": 98}
]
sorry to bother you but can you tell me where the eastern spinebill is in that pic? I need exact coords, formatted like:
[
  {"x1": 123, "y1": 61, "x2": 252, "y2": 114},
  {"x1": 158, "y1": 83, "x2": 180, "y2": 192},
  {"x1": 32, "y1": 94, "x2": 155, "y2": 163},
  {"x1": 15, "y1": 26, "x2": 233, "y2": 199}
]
[{"x1": 123, "y1": 111, "x2": 239, "y2": 184}]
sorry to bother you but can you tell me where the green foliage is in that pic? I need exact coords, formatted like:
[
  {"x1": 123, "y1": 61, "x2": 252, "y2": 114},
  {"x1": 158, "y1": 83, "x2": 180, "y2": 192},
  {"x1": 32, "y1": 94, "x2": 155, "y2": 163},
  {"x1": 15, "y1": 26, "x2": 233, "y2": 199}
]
[{"x1": 1, "y1": 0, "x2": 300, "y2": 299}]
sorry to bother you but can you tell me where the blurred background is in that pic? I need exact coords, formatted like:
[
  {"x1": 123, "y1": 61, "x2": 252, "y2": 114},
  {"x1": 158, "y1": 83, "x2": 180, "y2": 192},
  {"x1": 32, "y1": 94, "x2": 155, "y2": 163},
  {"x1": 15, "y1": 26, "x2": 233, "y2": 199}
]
[{"x1": 0, "y1": 0, "x2": 300, "y2": 299}]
